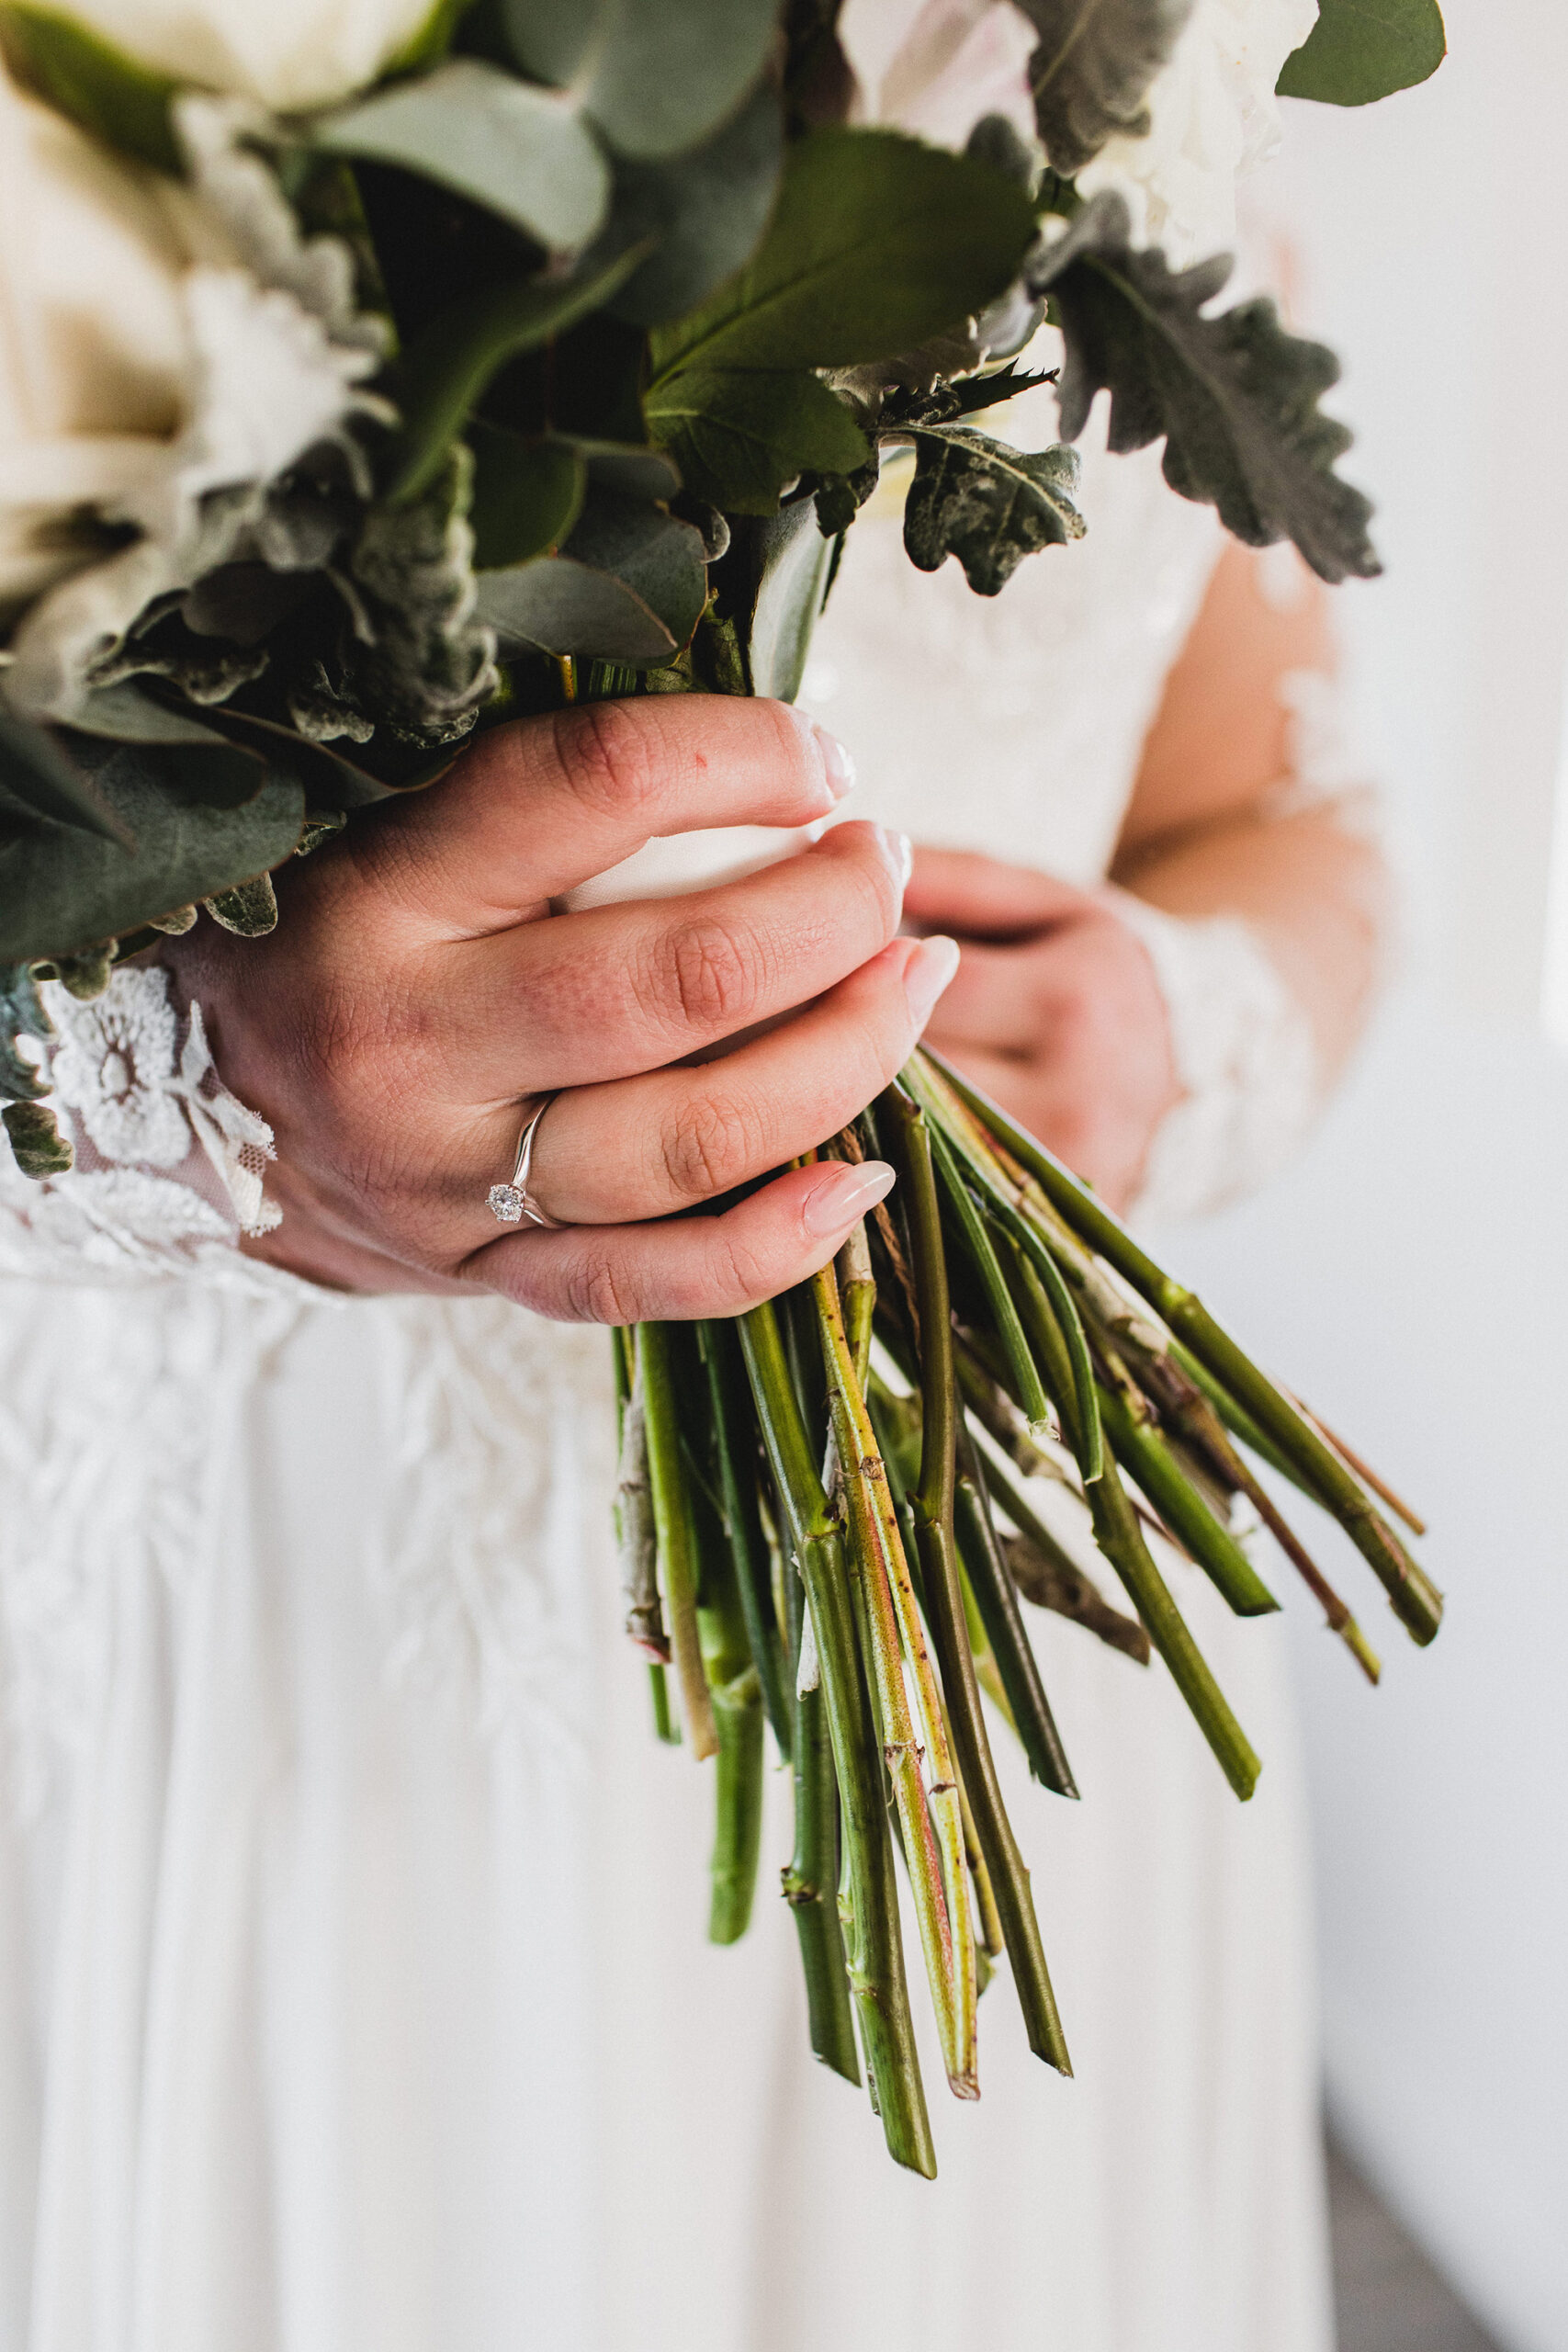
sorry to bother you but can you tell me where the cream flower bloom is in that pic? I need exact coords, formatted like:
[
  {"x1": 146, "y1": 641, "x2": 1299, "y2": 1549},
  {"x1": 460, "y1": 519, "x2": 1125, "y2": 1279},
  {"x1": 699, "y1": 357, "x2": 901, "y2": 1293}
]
[
  {"x1": 32, "y1": 0, "x2": 439, "y2": 112},
  {"x1": 840, "y1": 0, "x2": 1038, "y2": 147},
  {"x1": 0, "y1": 63, "x2": 384, "y2": 718},
  {"x1": 1077, "y1": 0, "x2": 1319, "y2": 264}
]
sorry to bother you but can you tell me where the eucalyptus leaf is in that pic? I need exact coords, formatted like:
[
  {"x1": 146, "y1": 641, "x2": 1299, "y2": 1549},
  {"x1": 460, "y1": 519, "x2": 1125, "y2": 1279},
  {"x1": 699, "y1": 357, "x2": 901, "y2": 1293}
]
[
  {"x1": 502, "y1": 0, "x2": 781, "y2": 160},
  {"x1": 1016, "y1": 0, "x2": 1195, "y2": 174},
  {"x1": 904, "y1": 427, "x2": 1085, "y2": 594},
  {"x1": 0, "y1": 962, "x2": 55, "y2": 1102},
  {"x1": 67, "y1": 684, "x2": 250, "y2": 749},
  {"x1": 0, "y1": 711, "x2": 132, "y2": 845},
  {"x1": 389, "y1": 245, "x2": 647, "y2": 503},
  {"x1": 645, "y1": 365, "x2": 869, "y2": 514},
  {"x1": 468, "y1": 424, "x2": 588, "y2": 568},
  {"x1": 0, "y1": 3, "x2": 179, "y2": 168},
  {"x1": 562, "y1": 488, "x2": 708, "y2": 649},
  {"x1": 599, "y1": 79, "x2": 784, "y2": 326},
  {"x1": 571, "y1": 439, "x2": 683, "y2": 502},
  {"x1": 649, "y1": 128, "x2": 1037, "y2": 377},
  {"x1": 1277, "y1": 0, "x2": 1445, "y2": 105},
  {"x1": 474, "y1": 560, "x2": 678, "y2": 663},
  {"x1": 745, "y1": 502, "x2": 834, "y2": 701},
  {"x1": 1033, "y1": 193, "x2": 1379, "y2": 582},
  {"x1": 314, "y1": 58, "x2": 610, "y2": 254}
]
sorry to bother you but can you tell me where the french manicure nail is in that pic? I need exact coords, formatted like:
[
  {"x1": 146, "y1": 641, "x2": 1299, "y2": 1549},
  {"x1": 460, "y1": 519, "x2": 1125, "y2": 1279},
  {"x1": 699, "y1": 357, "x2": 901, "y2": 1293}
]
[
  {"x1": 904, "y1": 933, "x2": 960, "y2": 1028},
  {"x1": 814, "y1": 722, "x2": 856, "y2": 800},
  {"x1": 802, "y1": 1159, "x2": 896, "y2": 1238}
]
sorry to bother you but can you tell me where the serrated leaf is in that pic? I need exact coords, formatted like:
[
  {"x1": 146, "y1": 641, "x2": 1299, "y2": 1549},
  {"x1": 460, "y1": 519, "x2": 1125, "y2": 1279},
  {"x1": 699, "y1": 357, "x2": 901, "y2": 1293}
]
[
  {"x1": 2, "y1": 1099, "x2": 73, "y2": 1178},
  {"x1": 0, "y1": 962, "x2": 54, "y2": 1101},
  {"x1": 0, "y1": 4, "x2": 178, "y2": 168},
  {"x1": 600, "y1": 80, "x2": 784, "y2": 326},
  {"x1": 649, "y1": 128, "x2": 1036, "y2": 377},
  {"x1": 389, "y1": 245, "x2": 646, "y2": 503},
  {"x1": 0, "y1": 741, "x2": 307, "y2": 964},
  {"x1": 1033, "y1": 194, "x2": 1379, "y2": 582},
  {"x1": 474, "y1": 560, "x2": 678, "y2": 663},
  {"x1": 904, "y1": 427, "x2": 1085, "y2": 594},
  {"x1": 501, "y1": 0, "x2": 780, "y2": 161},
  {"x1": 1017, "y1": 0, "x2": 1195, "y2": 174},
  {"x1": 645, "y1": 364, "x2": 868, "y2": 513},
  {"x1": 1277, "y1": 0, "x2": 1444, "y2": 105},
  {"x1": 0, "y1": 711, "x2": 133, "y2": 845},
  {"x1": 468, "y1": 424, "x2": 588, "y2": 567},
  {"x1": 314, "y1": 58, "x2": 610, "y2": 254},
  {"x1": 561, "y1": 488, "x2": 709, "y2": 648}
]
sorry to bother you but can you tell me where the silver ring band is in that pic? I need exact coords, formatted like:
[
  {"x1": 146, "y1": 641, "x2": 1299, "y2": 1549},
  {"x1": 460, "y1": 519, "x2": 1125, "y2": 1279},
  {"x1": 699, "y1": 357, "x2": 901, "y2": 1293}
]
[{"x1": 487, "y1": 1092, "x2": 565, "y2": 1228}]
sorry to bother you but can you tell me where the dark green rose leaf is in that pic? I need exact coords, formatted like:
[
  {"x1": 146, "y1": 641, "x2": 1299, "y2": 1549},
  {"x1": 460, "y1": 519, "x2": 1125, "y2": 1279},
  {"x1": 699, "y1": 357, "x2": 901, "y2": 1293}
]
[
  {"x1": 904, "y1": 426, "x2": 1085, "y2": 594},
  {"x1": 599, "y1": 80, "x2": 784, "y2": 327},
  {"x1": 0, "y1": 711, "x2": 133, "y2": 845},
  {"x1": 1033, "y1": 193, "x2": 1380, "y2": 582},
  {"x1": 645, "y1": 364, "x2": 869, "y2": 514},
  {"x1": 1277, "y1": 0, "x2": 1445, "y2": 105},
  {"x1": 0, "y1": 4, "x2": 179, "y2": 168},
  {"x1": 649, "y1": 128, "x2": 1037, "y2": 377},
  {"x1": 474, "y1": 560, "x2": 678, "y2": 663},
  {"x1": 0, "y1": 961, "x2": 55, "y2": 1101},
  {"x1": 389, "y1": 245, "x2": 647, "y2": 503},
  {"x1": 0, "y1": 741, "x2": 307, "y2": 965},
  {"x1": 1017, "y1": 0, "x2": 1195, "y2": 174},
  {"x1": 314, "y1": 59, "x2": 610, "y2": 253},
  {"x1": 501, "y1": 0, "x2": 781, "y2": 161},
  {"x1": 468, "y1": 424, "x2": 588, "y2": 568},
  {"x1": 561, "y1": 488, "x2": 709, "y2": 649}
]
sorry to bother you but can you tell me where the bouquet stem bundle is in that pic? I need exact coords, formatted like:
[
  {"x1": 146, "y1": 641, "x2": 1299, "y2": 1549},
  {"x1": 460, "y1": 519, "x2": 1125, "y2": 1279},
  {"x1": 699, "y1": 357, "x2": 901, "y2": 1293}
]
[{"x1": 614, "y1": 1042, "x2": 1439, "y2": 2176}]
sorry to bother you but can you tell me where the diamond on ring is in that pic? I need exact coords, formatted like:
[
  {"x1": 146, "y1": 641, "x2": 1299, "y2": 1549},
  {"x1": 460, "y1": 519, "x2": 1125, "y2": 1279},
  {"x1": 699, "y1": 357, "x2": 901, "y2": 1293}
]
[
  {"x1": 487, "y1": 1182, "x2": 525, "y2": 1224},
  {"x1": 487, "y1": 1093, "x2": 565, "y2": 1228}
]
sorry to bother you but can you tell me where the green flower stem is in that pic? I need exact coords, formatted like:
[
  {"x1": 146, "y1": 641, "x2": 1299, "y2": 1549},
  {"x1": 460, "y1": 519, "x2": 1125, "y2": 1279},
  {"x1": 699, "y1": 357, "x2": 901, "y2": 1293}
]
[
  {"x1": 923, "y1": 1049, "x2": 1443, "y2": 1647},
  {"x1": 649, "y1": 1662, "x2": 679, "y2": 1745},
  {"x1": 953, "y1": 1417, "x2": 1078, "y2": 1796},
  {"x1": 1094, "y1": 1384, "x2": 1280, "y2": 1619},
  {"x1": 931, "y1": 1124, "x2": 1052, "y2": 1432},
  {"x1": 783, "y1": 1679, "x2": 862, "y2": 2084},
  {"x1": 637, "y1": 1324, "x2": 717, "y2": 1760},
  {"x1": 885, "y1": 1088, "x2": 1072, "y2": 2077},
  {"x1": 684, "y1": 1424, "x2": 766, "y2": 1946},
  {"x1": 698, "y1": 1320, "x2": 795, "y2": 1758},
  {"x1": 739, "y1": 1299, "x2": 936, "y2": 2177},
  {"x1": 1007, "y1": 1246, "x2": 1260, "y2": 1798},
  {"x1": 978, "y1": 1442, "x2": 1151, "y2": 1665},
  {"x1": 814, "y1": 1251, "x2": 978, "y2": 2099},
  {"x1": 837, "y1": 1220, "x2": 877, "y2": 1387}
]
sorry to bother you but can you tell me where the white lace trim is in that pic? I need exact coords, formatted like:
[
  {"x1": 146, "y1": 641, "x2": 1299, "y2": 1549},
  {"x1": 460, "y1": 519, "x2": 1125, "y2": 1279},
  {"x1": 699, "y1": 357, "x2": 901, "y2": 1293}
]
[{"x1": 0, "y1": 962, "x2": 309, "y2": 1296}]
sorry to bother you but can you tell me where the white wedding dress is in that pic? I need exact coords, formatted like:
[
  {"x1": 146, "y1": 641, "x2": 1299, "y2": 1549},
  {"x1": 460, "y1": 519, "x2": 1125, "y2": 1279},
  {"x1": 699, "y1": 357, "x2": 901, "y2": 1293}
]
[{"x1": 0, "y1": 390, "x2": 1335, "y2": 2352}]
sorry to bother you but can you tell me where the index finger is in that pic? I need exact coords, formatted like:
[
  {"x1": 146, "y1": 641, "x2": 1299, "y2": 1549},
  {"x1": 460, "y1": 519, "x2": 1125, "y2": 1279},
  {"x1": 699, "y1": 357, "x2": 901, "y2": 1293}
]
[{"x1": 351, "y1": 695, "x2": 855, "y2": 936}]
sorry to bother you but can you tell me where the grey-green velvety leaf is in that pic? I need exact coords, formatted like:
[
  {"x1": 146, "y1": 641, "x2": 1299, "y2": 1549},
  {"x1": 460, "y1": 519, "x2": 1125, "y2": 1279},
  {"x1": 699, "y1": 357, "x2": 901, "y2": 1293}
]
[
  {"x1": 389, "y1": 245, "x2": 647, "y2": 503},
  {"x1": 1015, "y1": 0, "x2": 1195, "y2": 174},
  {"x1": 747, "y1": 503, "x2": 833, "y2": 701},
  {"x1": 468, "y1": 424, "x2": 588, "y2": 568},
  {"x1": 649, "y1": 128, "x2": 1037, "y2": 376},
  {"x1": 601, "y1": 80, "x2": 784, "y2": 327},
  {"x1": 314, "y1": 58, "x2": 610, "y2": 252},
  {"x1": 1033, "y1": 193, "x2": 1379, "y2": 582},
  {"x1": 904, "y1": 426, "x2": 1085, "y2": 594},
  {"x1": 561, "y1": 489, "x2": 708, "y2": 649},
  {"x1": 0, "y1": 711, "x2": 132, "y2": 844},
  {"x1": 0, "y1": 744, "x2": 306, "y2": 964},
  {"x1": 67, "y1": 684, "x2": 248, "y2": 748},
  {"x1": 570, "y1": 439, "x2": 683, "y2": 502},
  {"x1": 1277, "y1": 0, "x2": 1444, "y2": 105},
  {"x1": 645, "y1": 366, "x2": 869, "y2": 513},
  {"x1": 0, "y1": 963, "x2": 55, "y2": 1100},
  {"x1": 502, "y1": 0, "x2": 781, "y2": 161},
  {"x1": 474, "y1": 560, "x2": 677, "y2": 663},
  {"x1": 0, "y1": 4, "x2": 179, "y2": 167}
]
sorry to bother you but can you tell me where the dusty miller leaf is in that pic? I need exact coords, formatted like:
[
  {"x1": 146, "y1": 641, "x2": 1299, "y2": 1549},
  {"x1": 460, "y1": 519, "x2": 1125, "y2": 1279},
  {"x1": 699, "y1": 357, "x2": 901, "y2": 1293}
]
[
  {"x1": 0, "y1": 962, "x2": 54, "y2": 1101},
  {"x1": 2, "y1": 1099, "x2": 73, "y2": 1179},
  {"x1": 1032, "y1": 193, "x2": 1379, "y2": 582},
  {"x1": 1277, "y1": 0, "x2": 1445, "y2": 106},
  {"x1": 1017, "y1": 0, "x2": 1195, "y2": 175},
  {"x1": 904, "y1": 427, "x2": 1085, "y2": 594}
]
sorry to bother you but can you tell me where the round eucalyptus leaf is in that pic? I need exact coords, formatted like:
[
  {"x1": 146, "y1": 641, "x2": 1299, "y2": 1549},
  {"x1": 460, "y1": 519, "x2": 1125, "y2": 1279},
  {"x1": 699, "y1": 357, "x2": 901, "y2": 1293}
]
[
  {"x1": 475, "y1": 558, "x2": 678, "y2": 663},
  {"x1": 502, "y1": 0, "x2": 780, "y2": 162},
  {"x1": 602, "y1": 79, "x2": 784, "y2": 327},
  {"x1": 561, "y1": 488, "x2": 708, "y2": 649}
]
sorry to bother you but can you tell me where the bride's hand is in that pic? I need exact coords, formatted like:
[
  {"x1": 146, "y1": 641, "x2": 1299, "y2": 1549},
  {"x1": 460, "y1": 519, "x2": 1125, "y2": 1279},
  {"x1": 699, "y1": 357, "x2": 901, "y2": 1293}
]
[
  {"x1": 903, "y1": 847, "x2": 1180, "y2": 1213},
  {"x1": 160, "y1": 696, "x2": 958, "y2": 1319}
]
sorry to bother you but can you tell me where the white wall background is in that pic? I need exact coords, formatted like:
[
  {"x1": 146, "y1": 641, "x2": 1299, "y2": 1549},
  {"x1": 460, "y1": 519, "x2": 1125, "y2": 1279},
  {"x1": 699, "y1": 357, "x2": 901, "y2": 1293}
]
[{"x1": 1155, "y1": 9, "x2": 1568, "y2": 2347}]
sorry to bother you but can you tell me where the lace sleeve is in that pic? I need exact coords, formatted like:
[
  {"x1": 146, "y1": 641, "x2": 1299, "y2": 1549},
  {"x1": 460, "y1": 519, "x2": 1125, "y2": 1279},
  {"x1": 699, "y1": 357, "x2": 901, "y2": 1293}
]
[{"x1": 0, "y1": 963, "x2": 308, "y2": 1296}]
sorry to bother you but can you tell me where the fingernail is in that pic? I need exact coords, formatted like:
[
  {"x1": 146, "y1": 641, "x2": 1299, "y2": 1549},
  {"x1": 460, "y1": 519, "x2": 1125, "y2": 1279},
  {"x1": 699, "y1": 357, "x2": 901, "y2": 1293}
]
[
  {"x1": 904, "y1": 933, "x2": 960, "y2": 1028},
  {"x1": 802, "y1": 1159, "x2": 896, "y2": 1238},
  {"x1": 813, "y1": 722, "x2": 856, "y2": 800},
  {"x1": 874, "y1": 824, "x2": 912, "y2": 893}
]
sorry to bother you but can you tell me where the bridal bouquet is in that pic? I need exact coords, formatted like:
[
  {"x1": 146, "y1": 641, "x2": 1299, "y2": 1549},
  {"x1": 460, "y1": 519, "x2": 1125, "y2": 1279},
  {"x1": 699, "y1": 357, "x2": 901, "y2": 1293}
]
[{"x1": 0, "y1": 0, "x2": 1446, "y2": 2170}]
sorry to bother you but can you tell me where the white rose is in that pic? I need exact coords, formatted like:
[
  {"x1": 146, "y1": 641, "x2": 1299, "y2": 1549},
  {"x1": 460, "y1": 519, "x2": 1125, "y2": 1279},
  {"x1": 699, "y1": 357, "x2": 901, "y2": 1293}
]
[
  {"x1": 1077, "y1": 0, "x2": 1320, "y2": 265},
  {"x1": 29, "y1": 0, "x2": 441, "y2": 112},
  {"x1": 0, "y1": 64, "x2": 384, "y2": 718},
  {"x1": 840, "y1": 0, "x2": 1038, "y2": 148}
]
